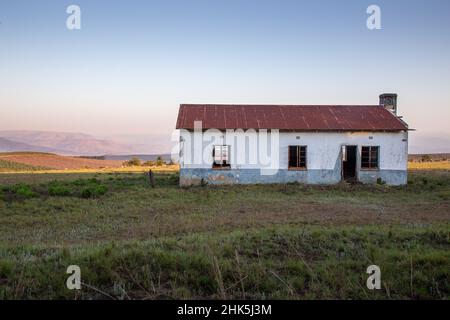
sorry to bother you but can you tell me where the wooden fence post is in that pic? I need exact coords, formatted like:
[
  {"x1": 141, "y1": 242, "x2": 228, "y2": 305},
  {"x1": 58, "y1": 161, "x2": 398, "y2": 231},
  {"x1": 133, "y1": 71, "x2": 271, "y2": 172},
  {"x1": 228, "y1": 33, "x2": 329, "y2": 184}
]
[{"x1": 148, "y1": 169, "x2": 155, "y2": 188}]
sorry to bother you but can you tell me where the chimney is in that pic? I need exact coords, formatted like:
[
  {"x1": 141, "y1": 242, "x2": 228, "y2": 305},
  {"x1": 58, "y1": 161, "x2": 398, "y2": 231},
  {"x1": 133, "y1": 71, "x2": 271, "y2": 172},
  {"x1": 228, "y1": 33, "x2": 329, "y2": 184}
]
[{"x1": 379, "y1": 93, "x2": 398, "y2": 114}]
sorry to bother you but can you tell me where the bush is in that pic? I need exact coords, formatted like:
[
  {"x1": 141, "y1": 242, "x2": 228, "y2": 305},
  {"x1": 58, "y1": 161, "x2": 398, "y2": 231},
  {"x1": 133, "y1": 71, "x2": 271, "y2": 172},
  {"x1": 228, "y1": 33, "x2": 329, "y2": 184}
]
[
  {"x1": 48, "y1": 183, "x2": 71, "y2": 196},
  {"x1": 142, "y1": 160, "x2": 155, "y2": 166},
  {"x1": 11, "y1": 184, "x2": 37, "y2": 198},
  {"x1": 438, "y1": 190, "x2": 450, "y2": 200},
  {"x1": 81, "y1": 185, "x2": 108, "y2": 199},
  {"x1": 421, "y1": 154, "x2": 432, "y2": 162},
  {"x1": 71, "y1": 178, "x2": 98, "y2": 187},
  {"x1": 156, "y1": 156, "x2": 164, "y2": 166},
  {"x1": 123, "y1": 157, "x2": 141, "y2": 167}
]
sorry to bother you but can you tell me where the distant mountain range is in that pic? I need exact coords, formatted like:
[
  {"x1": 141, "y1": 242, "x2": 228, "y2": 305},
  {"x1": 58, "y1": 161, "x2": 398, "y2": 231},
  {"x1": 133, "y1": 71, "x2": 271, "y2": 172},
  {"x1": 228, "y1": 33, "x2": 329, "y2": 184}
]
[
  {"x1": 0, "y1": 137, "x2": 64, "y2": 154},
  {"x1": 0, "y1": 130, "x2": 174, "y2": 156}
]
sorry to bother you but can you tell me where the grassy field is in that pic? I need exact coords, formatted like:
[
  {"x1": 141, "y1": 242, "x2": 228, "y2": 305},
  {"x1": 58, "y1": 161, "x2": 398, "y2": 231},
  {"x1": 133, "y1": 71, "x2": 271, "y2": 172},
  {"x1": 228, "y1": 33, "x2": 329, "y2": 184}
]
[
  {"x1": 0, "y1": 152, "x2": 124, "y2": 170},
  {"x1": 408, "y1": 160, "x2": 450, "y2": 170},
  {"x1": 0, "y1": 159, "x2": 50, "y2": 172},
  {"x1": 0, "y1": 166, "x2": 448, "y2": 299}
]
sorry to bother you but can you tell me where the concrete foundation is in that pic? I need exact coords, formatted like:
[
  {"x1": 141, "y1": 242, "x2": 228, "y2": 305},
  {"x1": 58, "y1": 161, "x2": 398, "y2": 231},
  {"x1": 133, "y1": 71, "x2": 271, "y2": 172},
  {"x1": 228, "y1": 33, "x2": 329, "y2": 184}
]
[
  {"x1": 358, "y1": 169, "x2": 407, "y2": 186},
  {"x1": 180, "y1": 168, "x2": 406, "y2": 186}
]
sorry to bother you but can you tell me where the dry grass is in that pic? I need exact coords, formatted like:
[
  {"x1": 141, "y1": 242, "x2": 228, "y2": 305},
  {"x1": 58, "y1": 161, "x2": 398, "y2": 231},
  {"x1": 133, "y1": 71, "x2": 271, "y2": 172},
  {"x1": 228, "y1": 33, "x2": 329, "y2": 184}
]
[
  {"x1": 409, "y1": 160, "x2": 450, "y2": 170},
  {"x1": 0, "y1": 159, "x2": 50, "y2": 172},
  {"x1": 0, "y1": 152, "x2": 123, "y2": 170},
  {"x1": 0, "y1": 152, "x2": 178, "y2": 176}
]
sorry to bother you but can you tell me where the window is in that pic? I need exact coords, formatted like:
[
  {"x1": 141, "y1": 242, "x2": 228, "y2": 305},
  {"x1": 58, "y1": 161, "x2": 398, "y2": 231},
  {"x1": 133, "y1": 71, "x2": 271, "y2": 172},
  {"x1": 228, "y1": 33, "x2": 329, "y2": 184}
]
[
  {"x1": 212, "y1": 145, "x2": 230, "y2": 169},
  {"x1": 288, "y1": 146, "x2": 307, "y2": 169},
  {"x1": 361, "y1": 146, "x2": 379, "y2": 169}
]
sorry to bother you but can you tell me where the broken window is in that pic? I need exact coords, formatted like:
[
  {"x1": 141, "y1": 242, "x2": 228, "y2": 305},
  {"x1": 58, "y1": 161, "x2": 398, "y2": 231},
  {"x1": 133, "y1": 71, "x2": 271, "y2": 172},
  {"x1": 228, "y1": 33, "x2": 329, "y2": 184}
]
[
  {"x1": 212, "y1": 145, "x2": 231, "y2": 169},
  {"x1": 361, "y1": 146, "x2": 379, "y2": 169},
  {"x1": 288, "y1": 146, "x2": 307, "y2": 169}
]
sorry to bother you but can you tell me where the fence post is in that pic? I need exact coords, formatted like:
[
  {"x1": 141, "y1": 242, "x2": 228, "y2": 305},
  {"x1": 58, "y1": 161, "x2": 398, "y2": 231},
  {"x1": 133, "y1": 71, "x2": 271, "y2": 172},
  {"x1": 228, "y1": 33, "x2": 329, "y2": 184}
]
[{"x1": 148, "y1": 169, "x2": 155, "y2": 188}]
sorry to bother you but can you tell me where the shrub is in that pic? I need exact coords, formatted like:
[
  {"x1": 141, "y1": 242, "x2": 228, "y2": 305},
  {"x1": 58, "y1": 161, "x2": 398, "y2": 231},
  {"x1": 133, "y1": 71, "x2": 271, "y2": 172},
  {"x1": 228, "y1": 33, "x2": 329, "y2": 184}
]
[
  {"x1": 142, "y1": 160, "x2": 155, "y2": 166},
  {"x1": 48, "y1": 183, "x2": 71, "y2": 196},
  {"x1": 438, "y1": 190, "x2": 450, "y2": 200},
  {"x1": 123, "y1": 157, "x2": 141, "y2": 166},
  {"x1": 0, "y1": 260, "x2": 13, "y2": 278},
  {"x1": 156, "y1": 156, "x2": 164, "y2": 166},
  {"x1": 81, "y1": 185, "x2": 108, "y2": 199},
  {"x1": 421, "y1": 154, "x2": 432, "y2": 162},
  {"x1": 72, "y1": 179, "x2": 87, "y2": 186},
  {"x1": 11, "y1": 184, "x2": 37, "y2": 198}
]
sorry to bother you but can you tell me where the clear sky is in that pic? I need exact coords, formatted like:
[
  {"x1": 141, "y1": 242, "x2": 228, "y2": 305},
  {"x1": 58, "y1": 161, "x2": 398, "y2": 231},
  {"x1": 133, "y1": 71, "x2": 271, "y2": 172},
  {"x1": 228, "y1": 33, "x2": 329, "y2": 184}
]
[{"x1": 1, "y1": 0, "x2": 450, "y2": 152}]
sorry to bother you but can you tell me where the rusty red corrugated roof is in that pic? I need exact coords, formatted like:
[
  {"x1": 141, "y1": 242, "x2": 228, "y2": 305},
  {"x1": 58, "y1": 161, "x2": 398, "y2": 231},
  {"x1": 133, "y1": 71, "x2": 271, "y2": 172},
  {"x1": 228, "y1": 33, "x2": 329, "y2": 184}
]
[{"x1": 176, "y1": 104, "x2": 408, "y2": 131}]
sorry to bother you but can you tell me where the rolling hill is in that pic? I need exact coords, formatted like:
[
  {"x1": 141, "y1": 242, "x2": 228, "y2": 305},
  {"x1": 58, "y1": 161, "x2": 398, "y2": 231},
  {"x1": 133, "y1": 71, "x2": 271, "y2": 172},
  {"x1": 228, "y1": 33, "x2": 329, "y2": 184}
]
[
  {"x1": 0, "y1": 131, "x2": 136, "y2": 156},
  {"x1": 0, "y1": 152, "x2": 123, "y2": 170}
]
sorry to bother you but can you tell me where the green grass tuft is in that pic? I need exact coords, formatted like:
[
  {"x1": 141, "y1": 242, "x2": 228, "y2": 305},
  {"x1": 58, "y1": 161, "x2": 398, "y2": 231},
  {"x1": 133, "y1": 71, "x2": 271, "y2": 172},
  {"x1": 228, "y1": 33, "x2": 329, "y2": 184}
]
[
  {"x1": 48, "y1": 182, "x2": 72, "y2": 196},
  {"x1": 81, "y1": 185, "x2": 108, "y2": 198}
]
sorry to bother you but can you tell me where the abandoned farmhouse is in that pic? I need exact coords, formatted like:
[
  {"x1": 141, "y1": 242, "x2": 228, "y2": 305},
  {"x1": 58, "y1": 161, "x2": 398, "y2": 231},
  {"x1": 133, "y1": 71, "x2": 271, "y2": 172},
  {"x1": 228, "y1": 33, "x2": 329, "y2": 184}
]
[{"x1": 176, "y1": 94, "x2": 409, "y2": 186}]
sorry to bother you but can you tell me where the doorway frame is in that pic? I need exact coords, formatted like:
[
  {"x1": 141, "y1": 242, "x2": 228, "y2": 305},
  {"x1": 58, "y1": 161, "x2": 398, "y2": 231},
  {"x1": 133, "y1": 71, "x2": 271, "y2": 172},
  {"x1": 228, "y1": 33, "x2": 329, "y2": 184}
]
[{"x1": 341, "y1": 145, "x2": 358, "y2": 182}]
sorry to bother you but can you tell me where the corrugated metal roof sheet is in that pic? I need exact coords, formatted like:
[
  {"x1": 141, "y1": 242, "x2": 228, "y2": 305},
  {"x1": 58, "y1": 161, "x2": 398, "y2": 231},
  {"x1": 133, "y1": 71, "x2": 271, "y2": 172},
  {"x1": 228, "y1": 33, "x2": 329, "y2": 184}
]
[{"x1": 176, "y1": 104, "x2": 408, "y2": 131}]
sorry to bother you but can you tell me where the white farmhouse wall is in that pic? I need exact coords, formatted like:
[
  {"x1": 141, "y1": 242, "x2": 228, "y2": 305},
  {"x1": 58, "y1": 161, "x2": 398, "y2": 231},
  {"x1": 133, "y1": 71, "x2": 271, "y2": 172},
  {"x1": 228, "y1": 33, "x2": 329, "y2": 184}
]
[{"x1": 180, "y1": 130, "x2": 408, "y2": 171}]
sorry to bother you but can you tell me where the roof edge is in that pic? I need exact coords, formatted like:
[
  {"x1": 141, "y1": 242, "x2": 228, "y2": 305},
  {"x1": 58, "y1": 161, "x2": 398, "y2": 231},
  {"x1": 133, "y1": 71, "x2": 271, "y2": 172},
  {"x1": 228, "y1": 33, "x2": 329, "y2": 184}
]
[{"x1": 179, "y1": 103, "x2": 382, "y2": 107}]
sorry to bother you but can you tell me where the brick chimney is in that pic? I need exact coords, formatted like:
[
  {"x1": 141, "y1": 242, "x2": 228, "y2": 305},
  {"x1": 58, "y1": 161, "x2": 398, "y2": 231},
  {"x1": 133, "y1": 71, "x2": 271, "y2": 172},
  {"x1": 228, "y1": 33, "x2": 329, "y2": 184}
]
[{"x1": 379, "y1": 93, "x2": 398, "y2": 115}]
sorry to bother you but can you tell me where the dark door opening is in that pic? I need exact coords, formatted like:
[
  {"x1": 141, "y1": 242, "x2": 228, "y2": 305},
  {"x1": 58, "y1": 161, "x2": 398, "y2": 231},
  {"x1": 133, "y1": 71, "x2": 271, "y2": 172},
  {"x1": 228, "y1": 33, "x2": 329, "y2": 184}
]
[{"x1": 342, "y1": 145, "x2": 357, "y2": 181}]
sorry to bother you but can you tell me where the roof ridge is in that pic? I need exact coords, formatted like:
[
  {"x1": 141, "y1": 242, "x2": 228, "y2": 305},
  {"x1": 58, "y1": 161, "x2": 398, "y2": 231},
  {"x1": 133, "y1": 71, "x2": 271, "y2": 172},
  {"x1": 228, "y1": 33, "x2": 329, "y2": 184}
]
[{"x1": 180, "y1": 104, "x2": 382, "y2": 107}]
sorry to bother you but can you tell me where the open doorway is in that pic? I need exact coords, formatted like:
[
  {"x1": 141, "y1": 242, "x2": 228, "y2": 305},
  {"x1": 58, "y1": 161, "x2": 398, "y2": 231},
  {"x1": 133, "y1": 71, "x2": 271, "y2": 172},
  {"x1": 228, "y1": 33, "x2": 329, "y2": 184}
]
[{"x1": 342, "y1": 145, "x2": 357, "y2": 182}]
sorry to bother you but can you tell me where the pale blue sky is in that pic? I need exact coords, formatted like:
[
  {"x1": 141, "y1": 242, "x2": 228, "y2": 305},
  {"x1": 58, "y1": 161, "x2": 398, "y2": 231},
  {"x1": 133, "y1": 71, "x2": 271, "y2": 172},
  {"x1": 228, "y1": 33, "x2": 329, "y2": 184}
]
[{"x1": 1, "y1": 0, "x2": 450, "y2": 152}]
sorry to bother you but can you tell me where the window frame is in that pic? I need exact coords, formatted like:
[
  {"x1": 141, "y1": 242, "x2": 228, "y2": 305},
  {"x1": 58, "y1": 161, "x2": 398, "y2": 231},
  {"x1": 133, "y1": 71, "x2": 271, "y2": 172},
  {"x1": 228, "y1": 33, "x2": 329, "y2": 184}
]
[
  {"x1": 212, "y1": 145, "x2": 231, "y2": 170},
  {"x1": 288, "y1": 145, "x2": 307, "y2": 170},
  {"x1": 360, "y1": 146, "x2": 380, "y2": 170}
]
